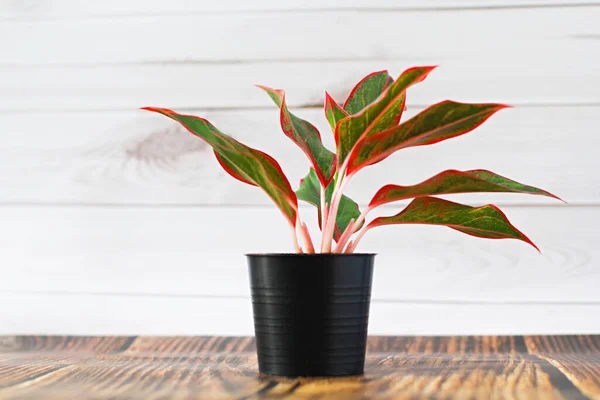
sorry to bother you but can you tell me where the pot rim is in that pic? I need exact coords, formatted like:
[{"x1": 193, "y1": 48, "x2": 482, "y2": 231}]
[{"x1": 246, "y1": 253, "x2": 376, "y2": 257}]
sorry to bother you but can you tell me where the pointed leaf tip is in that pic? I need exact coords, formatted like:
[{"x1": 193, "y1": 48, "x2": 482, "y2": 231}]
[
  {"x1": 324, "y1": 91, "x2": 349, "y2": 134},
  {"x1": 337, "y1": 66, "x2": 436, "y2": 167},
  {"x1": 141, "y1": 106, "x2": 168, "y2": 113},
  {"x1": 369, "y1": 169, "x2": 564, "y2": 207},
  {"x1": 467, "y1": 169, "x2": 565, "y2": 203},
  {"x1": 369, "y1": 197, "x2": 540, "y2": 251},
  {"x1": 260, "y1": 86, "x2": 335, "y2": 187},
  {"x1": 142, "y1": 106, "x2": 209, "y2": 123},
  {"x1": 255, "y1": 84, "x2": 279, "y2": 92},
  {"x1": 143, "y1": 107, "x2": 298, "y2": 227},
  {"x1": 346, "y1": 100, "x2": 509, "y2": 175},
  {"x1": 343, "y1": 70, "x2": 396, "y2": 114},
  {"x1": 485, "y1": 203, "x2": 540, "y2": 252}
]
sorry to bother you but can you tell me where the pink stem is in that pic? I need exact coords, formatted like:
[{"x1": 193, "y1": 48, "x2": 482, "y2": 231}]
[
  {"x1": 349, "y1": 223, "x2": 371, "y2": 253},
  {"x1": 290, "y1": 221, "x2": 303, "y2": 253},
  {"x1": 352, "y1": 206, "x2": 373, "y2": 234},
  {"x1": 299, "y1": 222, "x2": 315, "y2": 254},
  {"x1": 344, "y1": 240, "x2": 355, "y2": 253},
  {"x1": 319, "y1": 183, "x2": 328, "y2": 251},
  {"x1": 333, "y1": 219, "x2": 355, "y2": 253},
  {"x1": 322, "y1": 177, "x2": 349, "y2": 253}
]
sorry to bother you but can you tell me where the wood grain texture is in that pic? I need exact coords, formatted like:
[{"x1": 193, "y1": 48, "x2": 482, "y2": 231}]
[
  {"x1": 527, "y1": 336, "x2": 600, "y2": 399},
  {"x1": 0, "y1": 335, "x2": 598, "y2": 399},
  {"x1": 1, "y1": 7, "x2": 598, "y2": 65},
  {"x1": 0, "y1": 106, "x2": 593, "y2": 205},
  {"x1": 2, "y1": 56, "x2": 597, "y2": 110}
]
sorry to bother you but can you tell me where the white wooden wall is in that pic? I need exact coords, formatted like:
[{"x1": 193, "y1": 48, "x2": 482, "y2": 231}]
[{"x1": 0, "y1": 0, "x2": 599, "y2": 336}]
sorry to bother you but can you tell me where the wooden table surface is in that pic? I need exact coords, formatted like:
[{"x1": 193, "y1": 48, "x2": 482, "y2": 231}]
[{"x1": 0, "y1": 335, "x2": 599, "y2": 399}]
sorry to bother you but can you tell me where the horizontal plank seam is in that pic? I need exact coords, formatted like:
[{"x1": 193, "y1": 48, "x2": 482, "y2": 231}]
[
  {"x1": 2, "y1": 291, "x2": 600, "y2": 305},
  {"x1": 2, "y1": 102, "x2": 600, "y2": 114},
  {"x1": 2, "y1": 3, "x2": 599, "y2": 22},
  {"x1": 1, "y1": 51, "x2": 598, "y2": 67},
  {"x1": 0, "y1": 203, "x2": 591, "y2": 209}
]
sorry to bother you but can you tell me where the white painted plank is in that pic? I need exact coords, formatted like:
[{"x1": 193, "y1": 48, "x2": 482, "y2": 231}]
[
  {"x1": 1, "y1": 0, "x2": 596, "y2": 19},
  {"x1": 0, "y1": 8, "x2": 597, "y2": 64},
  {"x1": 1, "y1": 293, "x2": 598, "y2": 336},
  {"x1": 0, "y1": 106, "x2": 594, "y2": 205},
  {"x1": 2, "y1": 54, "x2": 598, "y2": 111},
  {"x1": 0, "y1": 206, "x2": 597, "y2": 303}
]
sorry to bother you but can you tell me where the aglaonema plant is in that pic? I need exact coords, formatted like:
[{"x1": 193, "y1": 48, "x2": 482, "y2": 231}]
[{"x1": 143, "y1": 66, "x2": 562, "y2": 254}]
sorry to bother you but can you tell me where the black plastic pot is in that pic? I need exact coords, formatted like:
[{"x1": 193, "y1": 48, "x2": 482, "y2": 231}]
[{"x1": 247, "y1": 253, "x2": 375, "y2": 377}]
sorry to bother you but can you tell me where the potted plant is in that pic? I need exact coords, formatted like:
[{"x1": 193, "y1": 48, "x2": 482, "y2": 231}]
[{"x1": 143, "y1": 66, "x2": 561, "y2": 377}]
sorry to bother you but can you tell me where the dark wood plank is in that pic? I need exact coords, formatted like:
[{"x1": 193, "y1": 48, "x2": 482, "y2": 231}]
[
  {"x1": 124, "y1": 336, "x2": 255, "y2": 355},
  {"x1": 0, "y1": 336, "x2": 135, "y2": 353},
  {"x1": 123, "y1": 336, "x2": 527, "y2": 355},
  {"x1": 526, "y1": 335, "x2": 600, "y2": 400},
  {"x1": 366, "y1": 335, "x2": 529, "y2": 354},
  {"x1": 0, "y1": 335, "x2": 597, "y2": 399}
]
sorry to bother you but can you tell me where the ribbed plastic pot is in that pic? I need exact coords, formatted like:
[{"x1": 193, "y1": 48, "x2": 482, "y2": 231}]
[{"x1": 246, "y1": 253, "x2": 375, "y2": 377}]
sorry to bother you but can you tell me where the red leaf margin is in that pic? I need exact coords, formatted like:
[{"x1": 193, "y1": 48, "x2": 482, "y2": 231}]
[
  {"x1": 141, "y1": 106, "x2": 299, "y2": 226},
  {"x1": 214, "y1": 151, "x2": 257, "y2": 186},
  {"x1": 325, "y1": 91, "x2": 349, "y2": 129},
  {"x1": 280, "y1": 93, "x2": 334, "y2": 187},
  {"x1": 334, "y1": 66, "x2": 437, "y2": 160},
  {"x1": 343, "y1": 69, "x2": 394, "y2": 110},
  {"x1": 257, "y1": 85, "x2": 336, "y2": 187},
  {"x1": 369, "y1": 169, "x2": 564, "y2": 208},
  {"x1": 346, "y1": 100, "x2": 510, "y2": 176},
  {"x1": 369, "y1": 196, "x2": 540, "y2": 252}
]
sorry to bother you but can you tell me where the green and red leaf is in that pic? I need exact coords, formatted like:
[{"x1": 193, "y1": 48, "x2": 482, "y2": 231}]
[
  {"x1": 343, "y1": 70, "x2": 394, "y2": 114},
  {"x1": 347, "y1": 101, "x2": 509, "y2": 175},
  {"x1": 370, "y1": 169, "x2": 562, "y2": 207},
  {"x1": 368, "y1": 196, "x2": 538, "y2": 250},
  {"x1": 336, "y1": 66, "x2": 436, "y2": 168},
  {"x1": 296, "y1": 169, "x2": 361, "y2": 242},
  {"x1": 214, "y1": 151, "x2": 257, "y2": 186},
  {"x1": 142, "y1": 107, "x2": 298, "y2": 226},
  {"x1": 257, "y1": 85, "x2": 336, "y2": 187},
  {"x1": 324, "y1": 91, "x2": 349, "y2": 132}
]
